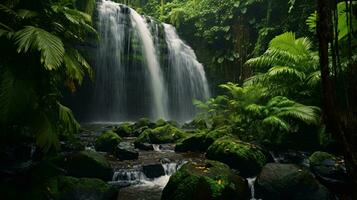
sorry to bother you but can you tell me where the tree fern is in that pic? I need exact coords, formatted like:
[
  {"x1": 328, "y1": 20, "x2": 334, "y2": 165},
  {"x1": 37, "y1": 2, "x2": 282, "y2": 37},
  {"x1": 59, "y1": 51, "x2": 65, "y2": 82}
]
[{"x1": 15, "y1": 26, "x2": 65, "y2": 70}]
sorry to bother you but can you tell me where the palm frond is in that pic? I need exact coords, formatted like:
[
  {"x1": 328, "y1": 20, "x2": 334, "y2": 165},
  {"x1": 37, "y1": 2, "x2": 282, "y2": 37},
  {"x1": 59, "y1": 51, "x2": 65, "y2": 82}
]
[{"x1": 15, "y1": 26, "x2": 65, "y2": 70}]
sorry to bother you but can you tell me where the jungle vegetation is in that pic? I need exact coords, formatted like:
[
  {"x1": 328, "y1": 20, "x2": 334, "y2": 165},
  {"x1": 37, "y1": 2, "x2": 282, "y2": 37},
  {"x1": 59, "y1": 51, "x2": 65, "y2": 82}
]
[{"x1": 0, "y1": 0, "x2": 356, "y2": 199}]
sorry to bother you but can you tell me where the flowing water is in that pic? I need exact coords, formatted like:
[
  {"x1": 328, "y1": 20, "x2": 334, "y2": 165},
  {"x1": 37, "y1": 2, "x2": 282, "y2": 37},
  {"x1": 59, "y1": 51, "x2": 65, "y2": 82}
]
[{"x1": 89, "y1": 0, "x2": 210, "y2": 122}]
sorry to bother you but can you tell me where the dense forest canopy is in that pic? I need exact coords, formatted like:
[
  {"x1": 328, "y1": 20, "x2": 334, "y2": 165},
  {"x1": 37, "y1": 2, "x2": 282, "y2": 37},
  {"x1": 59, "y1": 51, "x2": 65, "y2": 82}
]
[{"x1": 0, "y1": 0, "x2": 356, "y2": 200}]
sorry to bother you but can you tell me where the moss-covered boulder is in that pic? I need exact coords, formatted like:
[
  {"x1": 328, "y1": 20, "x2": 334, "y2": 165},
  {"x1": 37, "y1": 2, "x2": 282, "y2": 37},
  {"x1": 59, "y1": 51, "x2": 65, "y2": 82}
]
[
  {"x1": 161, "y1": 160, "x2": 249, "y2": 200},
  {"x1": 95, "y1": 130, "x2": 122, "y2": 152},
  {"x1": 49, "y1": 176, "x2": 117, "y2": 200},
  {"x1": 206, "y1": 137, "x2": 266, "y2": 177},
  {"x1": 156, "y1": 119, "x2": 168, "y2": 127},
  {"x1": 135, "y1": 124, "x2": 186, "y2": 144},
  {"x1": 114, "y1": 122, "x2": 134, "y2": 137},
  {"x1": 58, "y1": 150, "x2": 113, "y2": 181},
  {"x1": 134, "y1": 118, "x2": 156, "y2": 129},
  {"x1": 255, "y1": 163, "x2": 331, "y2": 200},
  {"x1": 309, "y1": 151, "x2": 348, "y2": 191},
  {"x1": 182, "y1": 118, "x2": 208, "y2": 129},
  {"x1": 176, "y1": 126, "x2": 233, "y2": 152}
]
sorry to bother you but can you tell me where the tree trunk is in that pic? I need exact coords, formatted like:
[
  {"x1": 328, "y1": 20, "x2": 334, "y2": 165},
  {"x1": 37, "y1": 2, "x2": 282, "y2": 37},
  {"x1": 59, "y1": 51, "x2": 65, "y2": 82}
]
[{"x1": 317, "y1": 0, "x2": 357, "y2": 199}]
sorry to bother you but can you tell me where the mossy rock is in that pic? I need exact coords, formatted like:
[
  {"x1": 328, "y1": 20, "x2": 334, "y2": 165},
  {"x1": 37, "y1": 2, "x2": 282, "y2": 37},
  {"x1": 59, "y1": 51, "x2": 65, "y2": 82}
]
[
  {"x1": 206, "y1": 137, "x2": 266, "y2": 177},
  {"x1": 309, "y1": 151, "x2": 348, "y2": 191},
  {"x1": 182, "y1": 118, "x2": 208, "y2": 129},
  {"x1": 114, "y1": 123, "x2": 134, "y2": 137},
  {"x1": 175, "y1": 126, "x2": 233, "y2": 152},
  {"x1": 156, "y1": 119, "x2": 168, "y2": 127},
  {"x1": 135, "y1": 124, "x2": 186, "y2": 144},
  {"x1": 58, "y1": 150, "x2": 113, "y2": 181},
  {"x1": 161, "y1": 160, "x2": 249, "y2": 200},
  {"x1": 49, "y1": 176, "x2": 117, "y2": 200},
  {"x1": 255, "y1": 163, "x2": 331, "y2": 200},
  {"x1": 309, "y1": 151, "x2": 335, "y2": 166},
  {"x1": 134, "y1": 118, "x2": 156, "y2": 129},
  {"x1": 95, "y1": 130, "x2": 122, "y2": 152}
]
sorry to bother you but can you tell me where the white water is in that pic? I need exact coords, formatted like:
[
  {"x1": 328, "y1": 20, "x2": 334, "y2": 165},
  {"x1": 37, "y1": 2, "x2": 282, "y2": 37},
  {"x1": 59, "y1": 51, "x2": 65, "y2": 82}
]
[
  {"x1": 111, "y1": 162, "x2": 181, "y2": 188},
  {"x1": 130, "y1": 9, "x2": 168, "y2": 119},
  {"x1": 163, "y1": 23, "x2": 210, "y2": 121},
  {"x1": 89, "y1": 0, "x2": 210, "y2": 122},
  {"x1": 247, "y1": 177, "x2": 261, "y2": 200}
]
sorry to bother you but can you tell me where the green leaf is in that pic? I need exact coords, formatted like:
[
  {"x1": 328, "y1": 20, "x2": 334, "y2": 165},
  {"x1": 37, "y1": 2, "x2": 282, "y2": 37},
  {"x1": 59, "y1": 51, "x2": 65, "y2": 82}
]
[{"x1": 15, "y1": 26, "x2": 65, "y2": 70}]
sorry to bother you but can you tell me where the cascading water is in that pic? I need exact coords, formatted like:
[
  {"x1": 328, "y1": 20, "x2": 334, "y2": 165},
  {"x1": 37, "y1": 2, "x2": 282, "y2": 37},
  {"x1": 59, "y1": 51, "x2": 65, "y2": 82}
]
[
  {"x1": 163, "y1": 23, "x2": 210, "y2": 122},
  {"x1": 89, "y1": 0, "x2": 209, "y2": 122}
]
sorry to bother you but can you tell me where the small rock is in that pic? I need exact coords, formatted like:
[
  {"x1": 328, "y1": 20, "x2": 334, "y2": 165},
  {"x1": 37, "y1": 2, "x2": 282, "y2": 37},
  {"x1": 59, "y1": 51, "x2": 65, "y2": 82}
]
[
  {"x1": 134, "y1": 142, "x2": 154, "y2": 151},
  {"x1": 142, "y1": 164, "x2": 165, "y2": 178},
  {"x1": 115, "y1": 142, "x2": 139, "y2": 160}
]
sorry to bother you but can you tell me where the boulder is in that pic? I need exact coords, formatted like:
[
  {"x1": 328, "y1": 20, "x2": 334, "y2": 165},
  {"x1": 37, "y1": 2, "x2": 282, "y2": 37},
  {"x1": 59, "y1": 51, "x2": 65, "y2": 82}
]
[
  {"x1": 95, "y1": 130, "x2": 122, "y2": 152},
  {"x1": 255, "y1": 163, "x2": 332, "y2": 200},
  {"x1": 175, "y1": 126, "x2": 232, "y2": 152},
  {"x1": 156, "y1": 119, "x2": 168, "y2": 127},
  {"x1": 134, "y1": 142, "x2": 154, "y2": 151},
  {"x1": 161, "y1": 160, "x2": 249, "y2": 200},
  {"x1": 58, "y1": 150, "x2": 113, "y2": 181},
  {"x1": 142, "y1": 164, "x2": 165, "y2": 178},
  {"x1": 309, "y1": 151, "x2": 349, "y2": 191},
  {"x1": 114, "y1": 122, "x2": 134, "y2": 137},
  {"x1": 206, "y1": 137, "x2": 266, "y2": 177},
  {"x1": 49, "y1": 176, "x2": 117, "y2": 200},
  {"x1": 182, "y1": 119, "x2": 207, "y2": 130},
  {"x1": 135, "y1": 124, "x2": 186, "y2": 144},
  {"x1": 134, "y1": 118, "x2": 156, "y2": 129},
  {"x1": 115, "y1": 142, "x2": 139, "y2": 160}
]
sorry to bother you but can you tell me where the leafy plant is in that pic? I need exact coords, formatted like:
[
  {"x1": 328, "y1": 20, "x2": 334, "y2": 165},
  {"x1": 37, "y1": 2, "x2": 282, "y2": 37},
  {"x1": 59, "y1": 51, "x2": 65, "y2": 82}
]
[{"x1": 0, "y1": 0, "x2": 96, "y2": 151}]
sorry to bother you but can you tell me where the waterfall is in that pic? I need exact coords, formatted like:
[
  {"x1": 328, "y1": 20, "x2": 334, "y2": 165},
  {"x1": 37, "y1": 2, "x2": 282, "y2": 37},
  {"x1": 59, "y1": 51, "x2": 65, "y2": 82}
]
[
  {"x1": 89, "y1": 0, "x2": 209, "y2": 122},
  {"x1": 163, "y1": 23, "x2": 210, "y2": 122},
  {"x1": 129, "y1": 8, "x2": 169, "y2": 119}
]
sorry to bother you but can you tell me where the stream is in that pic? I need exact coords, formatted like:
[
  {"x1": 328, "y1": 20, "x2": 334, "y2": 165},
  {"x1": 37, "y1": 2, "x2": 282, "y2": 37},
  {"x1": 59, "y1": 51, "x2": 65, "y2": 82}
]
[
  {"x1": 82, "y1": 123, "x2": 312, "y2": 200},
  {"x1": 82, "y1": 123, "x2": 205, "y2": 200}
]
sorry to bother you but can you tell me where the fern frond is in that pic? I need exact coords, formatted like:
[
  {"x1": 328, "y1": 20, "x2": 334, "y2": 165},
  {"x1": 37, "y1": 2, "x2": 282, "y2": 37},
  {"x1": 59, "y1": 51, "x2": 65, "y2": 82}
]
[
  {"x1": 263, "y1": 116, "x2": 291, "y2": 131},
  {"x1": 34, "y1": 111, "x2": 60, "y2": 152},
  {"x1": 58, "y1": 102, "x2": 80, "y2": 134},
  {"x1": 267, "y1": 66, "x2": 306, "y2": 81},
  {"x1": 15, "y1": 26, "x2": 65, "y2": 70}
]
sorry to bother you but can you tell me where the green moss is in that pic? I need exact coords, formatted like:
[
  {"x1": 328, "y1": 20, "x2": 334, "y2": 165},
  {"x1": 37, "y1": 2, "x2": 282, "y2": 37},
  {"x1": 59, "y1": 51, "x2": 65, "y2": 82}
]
[
  {"x1": 156, "y1": 118, "x2": 167, "y2": 127},
  {"x1": 115, "y1": 122, "x2": 134, "y2": 137},
  {"x1": 207, "y1": 137, "x2": 266, "y2": 177},
  {"x1": 95, "y1": 130, "x2": 122, "y2": 152},
  {"x1": 136, "y1": 124, "x2": 186, "y2": 144},
  {"x1": 59, "y1": 150, "x2": 113, "y2": 181},
  {"x1": 135, "y1": 118, "x2": 155, "y2": 129},
  {"x1": 175, "y1": 126, "x2": 233, "y2": 152},
  {"x1": 309, "y1": 151, "x2": 335, "y2": 166},
  {"x1": 162, "y1": 160, "x2": 249, "y2": 200},
  {"x1": 48, "y1": 176, "x2": 117, "y2": 200}
]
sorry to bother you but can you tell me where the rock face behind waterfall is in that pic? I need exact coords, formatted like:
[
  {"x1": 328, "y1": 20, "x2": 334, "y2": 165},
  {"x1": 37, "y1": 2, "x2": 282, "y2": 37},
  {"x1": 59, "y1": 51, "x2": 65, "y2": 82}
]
[{"x1": 84, "y1": 0, "x2": 210, "y2": 122}]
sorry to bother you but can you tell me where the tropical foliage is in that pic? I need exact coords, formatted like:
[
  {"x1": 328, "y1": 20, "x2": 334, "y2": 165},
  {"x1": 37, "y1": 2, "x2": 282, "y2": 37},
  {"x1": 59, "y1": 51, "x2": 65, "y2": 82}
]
[{"x1": 0, "y1": 0, "x2": 96, "y2": 151}]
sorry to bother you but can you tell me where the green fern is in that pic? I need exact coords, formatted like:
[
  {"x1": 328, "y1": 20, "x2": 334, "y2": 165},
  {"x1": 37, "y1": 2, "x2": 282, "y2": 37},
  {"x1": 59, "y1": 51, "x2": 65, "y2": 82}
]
[{"x1": 15, "y1": 26, "x2": 65, "y2": 70}]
